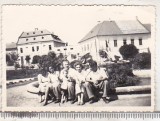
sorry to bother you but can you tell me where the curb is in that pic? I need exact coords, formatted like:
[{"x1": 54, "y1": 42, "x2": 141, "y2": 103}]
[
  {"x1": 115, "y1": 85, "x2": 151, "y2": 94},
  {"x1": 117, "y1": 94, "x2": 151, "y2": 100},
  {"x1": 7, "y1": 77, "x2": 36, "y2": 85}
]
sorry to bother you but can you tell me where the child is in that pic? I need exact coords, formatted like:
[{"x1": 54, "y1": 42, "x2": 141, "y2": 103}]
[{"x1": 60, "y1": 70, "x2": 71, "y2": 103}]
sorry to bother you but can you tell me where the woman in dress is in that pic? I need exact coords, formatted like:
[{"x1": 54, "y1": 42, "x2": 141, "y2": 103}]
[
  {"x1": 38, "y1": 67, "x2": 50, "y2": 103},
  {"x1": 74, "y1": 62, "x2": 86, "y2": 105}
]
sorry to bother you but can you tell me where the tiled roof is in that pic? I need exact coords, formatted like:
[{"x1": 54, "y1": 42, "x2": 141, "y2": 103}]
[
  {"x1": 143, "y1": 24, "x2": 151, "y2": 32},
  {"x1": 79, "y1": 20, "x2": 150, "y2": 43},
  {"x1": 6, "y1": 42, "x2": 17, "y2": 50},
  {"x1": 20, "y1": 29, "x2": 51, "y2": 38},
  {"x1": 17, "y1": 29, "x2": 65, "y2": 45},
  {"x1": 116, "y1": 20, "x2": 149, "y2": 34}
]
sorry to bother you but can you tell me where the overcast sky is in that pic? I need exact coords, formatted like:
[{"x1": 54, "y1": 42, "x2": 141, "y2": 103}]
[{"x1": 2, "y1": 5, "x2": 154, "y2": 45}]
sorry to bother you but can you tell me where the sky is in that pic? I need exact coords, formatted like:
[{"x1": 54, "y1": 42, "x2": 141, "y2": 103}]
[{"x1": 2, "y1": 5, "x2": 155, "y2": 45}]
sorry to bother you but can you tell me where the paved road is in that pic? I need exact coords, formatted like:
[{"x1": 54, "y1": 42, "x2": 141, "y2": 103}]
[{"x1": 7, "y1": 84, "x2": 151, "y2": 107}]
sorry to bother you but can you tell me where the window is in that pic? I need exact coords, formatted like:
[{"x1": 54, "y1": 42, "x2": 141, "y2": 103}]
[
  {"x1": 139, "y1": 38, "x2": 142, "y2": 45},
  {"x1": 106, "y1": 41, "x2": 108, "y2": 47},
  {"x1": 114, "y1": 40, "x2": 117, "y2": 47},
  {"x1": 37, "y1": 46, "x2": 39, "y2": 51},
  {"x1": 32, "y1": 47, "x2": 35, "y2": 52},
  {"x1": 64, "y1": 48, "x2": 67, "y2": 50},
  {"x1": 33, "y1": 38, "x2": 36, "y2": 40},
  {"x1": 87, "y1": 44, "x2": 89, "y2": 51},
  {"x1": 26, "y1": 38, "x2": 28, "y2": 41},
  {"x1": 41, "y1": 31, "x2": 43, "y2": 33},
  {"x1": 33, "y1": 32, "x2": 35, "y2": 34},
  {"x1": 49, "y1": 45, "x2": 52, "y2": 50},
  {"x1": 131, "y1": 39, "x2": 134, "y2": 45},
  {"x1": 84, "y1": 45, "x2": 86, "y2": 51},
  {"x1": 57, "y1": 49, "x2": 60, "y2": 51},
  {"x1": 123, "y1": 39, "x2": 127, "y2": 45},
  {"x1": 27, "y1": 33, "x2": 29, "y2": 35},
  {"x1": 20, "y1": 48, "x2": 23, "y2": 53},
  {"x1": 42, "y1": 36, "x2": 44, "y2": 39},
  {"x1": 70, "y1": 48, "x2": 73, "y2": 50}
]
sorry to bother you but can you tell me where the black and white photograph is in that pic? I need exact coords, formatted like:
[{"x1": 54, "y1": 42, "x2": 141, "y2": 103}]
[{"x1": 2, "y1": 5, "x2": 155, "y2": 111}]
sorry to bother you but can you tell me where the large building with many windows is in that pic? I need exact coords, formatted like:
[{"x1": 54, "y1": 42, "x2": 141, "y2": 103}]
[
  {"x1": 78, "y1": 20, "x2": 151, "y2": 62},
  {"x1": 17, "y1": 29, "x2": 66, "y2": 66}
]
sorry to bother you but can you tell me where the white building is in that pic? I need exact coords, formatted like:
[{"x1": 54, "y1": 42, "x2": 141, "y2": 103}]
[
  {"x1": 17, "y1": 29, "x2": 65, "y2": 66},
  {"x1": 78, "y1": 20, "x2": 151, "y2": 62}
]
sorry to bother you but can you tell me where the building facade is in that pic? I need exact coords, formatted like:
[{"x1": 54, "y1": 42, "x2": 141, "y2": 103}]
[
  {"x1": 17, "y1": 29, "x2": 66, "y2": 66},
  {"x1": 78, "y1": 20, "x2": 151, "y2": 62}
]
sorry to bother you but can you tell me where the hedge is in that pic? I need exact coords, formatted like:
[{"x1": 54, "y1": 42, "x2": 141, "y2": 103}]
[{"x1": 6, "y1": 69, "x2": 40, "y2": 80}]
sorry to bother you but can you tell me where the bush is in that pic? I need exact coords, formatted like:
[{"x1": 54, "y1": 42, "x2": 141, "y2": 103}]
[
  {"x1": 133, "y1": 53, "x2": 151, "y2": 69},
  {"x1": 119, "y1": 44, "x2": 138, "y2": 60},
  {"x1": 32, "y1": 55, "x2": 41, "y2": 64},
  {"x1": 6, "y1": 69, "x2": 40, "y2": 80},
  {"x1": 105, "y1": 63, "x2": 139, "y2": 87},
  {"x1": 99, "y1": 50, "x2": 108, "y2": 58}
]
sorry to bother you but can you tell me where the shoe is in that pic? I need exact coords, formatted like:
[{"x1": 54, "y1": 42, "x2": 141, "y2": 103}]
[
  {"x1": 71, "y1": 98, "x2": 77, "y2": 104},
  {"x1": 102, "y1": 97, "x2": 109, "y2": 104},
  {"x1": 106, "y1": 97, "x2": 111, "y2": 101},
  {"x1": 80, "y1": 101, "x2": 84, "y2": 105},
  {"x1": 89, "y1": 97, "x2": 96, "y2": 104},
  {"x1": 77, "y1": 101, "x2": 80, "y2": 105},
  {"x1": 54, "y1": 99, "x2": 60, "y2": 103},
  {"x1": 43, "y1": 101, "x2": 47, "y2": 106}
]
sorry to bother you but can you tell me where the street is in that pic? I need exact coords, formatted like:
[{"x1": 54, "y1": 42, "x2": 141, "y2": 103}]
[{"x1": 7, "y1": 84, "x2": 151, "y2": 107}]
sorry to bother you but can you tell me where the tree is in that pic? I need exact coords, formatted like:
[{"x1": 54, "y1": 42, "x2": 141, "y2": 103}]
[
  {"x1": 10, "y1": 53, "x2": 19, "y2": 62},
  {"x1": 6, "y1": 53, "x2": 19, "y2": 66},
  {"x1": 38, "y1": 51, "x2": 65, "y2": 71},
  {"x1": 6, "y1": 54, "x2": 11, "y2": 64},
  {"x1": 32, "y1": 55, "x2": 41, "y2": 64},
  {"x1": 99, "y1": 50, "x2": 108, "y2": 58},
  {"x1": 25, "y1": 55, "x2": 31, "y2": 64},
  {"x1": 119, "y1": 44, "x2": 138, "y2": 60},
  {"x1": 133, "y1": 53, "x2": 151, "y2": 69}
]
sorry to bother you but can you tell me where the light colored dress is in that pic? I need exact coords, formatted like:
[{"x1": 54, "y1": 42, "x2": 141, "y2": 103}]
[
  {"x1": 48, "y1": 71, "x2": 60, "y2": 87},
  {"x1": 75, "y1": 70, "x2": 86, "y2": 94},
  {"x1": 38, "y1": 74, "x2": 49, "y2": 93}
]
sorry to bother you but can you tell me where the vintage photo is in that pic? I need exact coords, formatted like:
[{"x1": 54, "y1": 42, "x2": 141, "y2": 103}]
[{"x1": 2, "y1": 5, "x2": 155, "y2": 111}]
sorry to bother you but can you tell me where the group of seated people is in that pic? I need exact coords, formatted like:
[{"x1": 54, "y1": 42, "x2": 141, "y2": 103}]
[{"x1": 38, "y1": 59, "x2": 111, "y2": 106}]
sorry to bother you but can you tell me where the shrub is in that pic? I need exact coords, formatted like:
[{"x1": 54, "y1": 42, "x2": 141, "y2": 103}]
[
  {"x1": 105, "y1": 63, "x2": 139, "y2": 87},
  {"x1": 119, "y1": 44, "x2": 138, "y2": 60},
  {"x1": 32, "y1": 55, "x2": 41, "y2": 64},
  {"x1": 99, "y1": 50, "x2": 108, "y2": 58},
  {"x1": 6, "y1": 69, "x2": 40, "y2": 80},
  {"x1": 133, "y1": 53, "x2": 151, "y2": 69},
  {"x1": 25, "y1": 56, "x2": 31, "y2": 64}
]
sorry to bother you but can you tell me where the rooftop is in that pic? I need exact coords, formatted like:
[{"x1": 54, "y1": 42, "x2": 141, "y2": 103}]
[
  {"x1": 6, "y1": 42, "x2": 17, "y2": 50},
  {"x1": 17, "y1": 29, "x2": 65, "y2": 45},
  {"x1": 79, "y1": 20, "x2": 151, "y2": 43}
]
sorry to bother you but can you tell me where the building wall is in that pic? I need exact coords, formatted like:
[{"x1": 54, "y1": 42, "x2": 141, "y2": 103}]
[
  {"x1": 79, "y1": 33, "x2": 151, "y2": 62},
  {"x1": 53, "y1": 41, "x2": 65, "y2": 47},
  {"x1": 17, "y1": 41, "x2": 54, "y2": 66}
]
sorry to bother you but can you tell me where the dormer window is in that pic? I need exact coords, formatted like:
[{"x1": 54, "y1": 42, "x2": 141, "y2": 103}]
[
  {"x1": 33, "y1": 32, "x2": 35, "y2": 34},
  {"x1": 26, "y1": 38, "x2": 28, "y2": 41},
  {"x1": 41, "y1": 31, "x2": 43, "y2": 33},
  {"x1": 33, "y1": 38, "x2": 36, "y2": 40},
  {"x1": 27, "y1": 33, "x2": 29, "y2": 35},
  {"x1": 42, "y1": 36, "x2": 44, "y2": 39}
]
